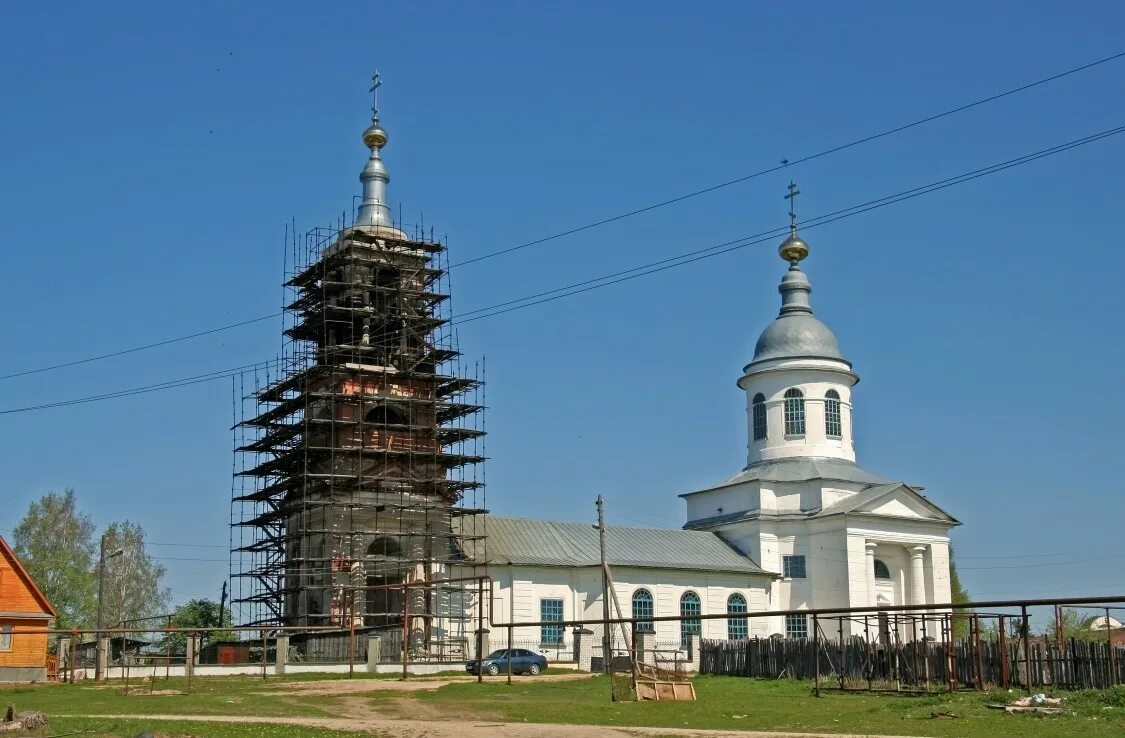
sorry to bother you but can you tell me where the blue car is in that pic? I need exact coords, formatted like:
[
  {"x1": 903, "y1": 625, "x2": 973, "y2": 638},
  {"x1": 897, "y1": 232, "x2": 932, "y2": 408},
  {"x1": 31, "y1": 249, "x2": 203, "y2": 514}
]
[{"x1": 466, "y1": 648, "x2": 548, "y2": 676}]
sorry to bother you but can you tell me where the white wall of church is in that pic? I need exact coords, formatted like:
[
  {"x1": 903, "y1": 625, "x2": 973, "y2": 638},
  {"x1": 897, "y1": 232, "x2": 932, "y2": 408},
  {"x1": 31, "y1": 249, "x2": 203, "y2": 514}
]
[{"x1": 467, "y1": 565, "x2": 773, "y2": 649}]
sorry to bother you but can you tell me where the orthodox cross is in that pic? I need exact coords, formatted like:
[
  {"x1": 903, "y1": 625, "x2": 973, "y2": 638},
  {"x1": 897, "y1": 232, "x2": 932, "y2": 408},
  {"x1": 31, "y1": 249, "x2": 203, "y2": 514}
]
[
  {"x1": 784, "y1": 180, "x2": 800, "y2": 232},
  {"x1": 369, "y1": 70, "x2": 382, "y2": 119}
]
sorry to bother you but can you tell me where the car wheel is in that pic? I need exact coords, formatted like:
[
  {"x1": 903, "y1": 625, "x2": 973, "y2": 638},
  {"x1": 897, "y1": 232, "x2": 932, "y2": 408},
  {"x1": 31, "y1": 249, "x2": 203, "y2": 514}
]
[
  {"x1": 486, "y1": 663, "x2": 500, "y2": 676},
  {"x1": 528, "y1": 663, "x2": 541, "y2": 676}
]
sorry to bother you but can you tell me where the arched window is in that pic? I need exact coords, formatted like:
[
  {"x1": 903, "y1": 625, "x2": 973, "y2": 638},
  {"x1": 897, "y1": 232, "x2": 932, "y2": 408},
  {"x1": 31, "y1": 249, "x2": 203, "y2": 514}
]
[
  {"x1": 680, "y1": 592, "x2": 702, "y2": 646},
  {"x1": 632, "y1": 589, "x2": 654, "y2": 633},
  {"x1": 364, "y1": 403, "x2": 409, "y2": 426},
  {"x1": 752, "y1": 393, "x2": 768, "y2": 441},
  {"x1": 873, "y1": 559, "x2": 891, "y2": 580},
  {"x1": 783, "y1": 388, "x2": 806, "y2": 436},
  {"x1": 727, "y1": 593, "x2": 748, "y2": 640},
  {"x1": 824, "y1": 389, "x2": 842, "y2": 438}
]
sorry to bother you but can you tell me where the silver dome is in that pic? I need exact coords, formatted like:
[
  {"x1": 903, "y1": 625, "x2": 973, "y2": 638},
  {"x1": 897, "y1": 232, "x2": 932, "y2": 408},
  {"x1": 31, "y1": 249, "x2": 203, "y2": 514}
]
[
  {"x1": 747, "y1": 262, "x2": 850, "y2": 368},
  {"x1": 751, "y1": 313, "x2": 846, "y2": 365}
]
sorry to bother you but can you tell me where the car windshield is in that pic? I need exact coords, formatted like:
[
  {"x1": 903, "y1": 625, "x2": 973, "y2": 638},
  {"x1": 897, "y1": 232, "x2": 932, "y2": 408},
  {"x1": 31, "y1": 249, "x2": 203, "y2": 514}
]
[{"x1": 486, "y1": 650, "x2": 508, "y2": 659}]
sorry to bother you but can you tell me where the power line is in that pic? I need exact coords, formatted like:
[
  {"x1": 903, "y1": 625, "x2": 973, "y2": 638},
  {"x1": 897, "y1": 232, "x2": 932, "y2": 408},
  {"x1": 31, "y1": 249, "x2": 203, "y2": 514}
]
[
  {"x1": 0, "y1": 314, "x2": 278, "y2": 382},
  {"x1": 450, "y1": 123, "x2": 1125, "y2": 324},
  {"x1": 449, "y1": 49, "x2": 1125, "y2": 268},
  {"x1": 0, "y1": 122, "x2": 1121, "y2": 416},
  {"x1": 0, "y1": 361, "x2": 269, "y2": 415},
  {"x1": 3, "y1": 51, "x2": 1121, "y2": 385}
]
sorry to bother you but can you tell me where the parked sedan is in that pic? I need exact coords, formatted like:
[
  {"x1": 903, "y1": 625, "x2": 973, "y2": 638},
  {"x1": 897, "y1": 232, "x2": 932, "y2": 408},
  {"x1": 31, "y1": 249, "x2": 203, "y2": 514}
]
[{"x1": 466, "y1": 648, "x2": 548, "y2": 676}]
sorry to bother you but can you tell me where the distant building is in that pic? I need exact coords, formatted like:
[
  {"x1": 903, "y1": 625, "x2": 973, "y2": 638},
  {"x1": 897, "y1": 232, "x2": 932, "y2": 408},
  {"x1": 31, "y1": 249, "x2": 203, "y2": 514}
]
[{"x1": 0, "y1": 536, "x2": 56, "y2": 681}]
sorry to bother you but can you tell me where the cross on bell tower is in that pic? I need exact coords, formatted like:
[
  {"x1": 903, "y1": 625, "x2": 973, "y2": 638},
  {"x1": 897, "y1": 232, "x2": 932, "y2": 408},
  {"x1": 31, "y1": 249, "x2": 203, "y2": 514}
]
[{"x1": 784, "y1": 180, "x2": 800, "y2": 234}]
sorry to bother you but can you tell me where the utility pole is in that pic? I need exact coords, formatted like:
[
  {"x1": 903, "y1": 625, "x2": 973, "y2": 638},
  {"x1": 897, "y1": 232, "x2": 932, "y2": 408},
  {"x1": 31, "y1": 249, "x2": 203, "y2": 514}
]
[
  {"x1": 218, "y1": 581, "x2": 228, "y2": 629},
  {"x1": 94, "y1": 534, "x2": 123, "y2": 681},
  {"x1": 95, "y1": 534, "x2": 107, "y2": 681},
  {"x1": 596, "y1": 496, "x2": 611, "y2": 676}
]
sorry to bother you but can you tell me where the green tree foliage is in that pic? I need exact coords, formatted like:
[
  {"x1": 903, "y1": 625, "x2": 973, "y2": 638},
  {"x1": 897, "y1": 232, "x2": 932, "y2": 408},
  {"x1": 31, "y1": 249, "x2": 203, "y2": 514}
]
[
  {"x1": 99, "y1": 521, "x2": 171, "y2": 626},
  {"x1": 1047, "y1": 607, "x2": 1098, "y2": 641},
  {"x1": 164, "y1": 598, "x2": 236, "y2": 654},
  {"x1": 11, "y1": 489, "x2": 97, "y2": 628},
  {"x1": 949, "y1": 547, "x2": 972, "y2": 639}
]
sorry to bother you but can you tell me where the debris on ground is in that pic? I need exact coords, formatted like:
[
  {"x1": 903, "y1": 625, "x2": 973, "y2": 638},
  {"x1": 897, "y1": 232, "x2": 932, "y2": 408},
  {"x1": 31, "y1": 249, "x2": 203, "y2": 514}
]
[
  {"x1": 930, "y1": 710, "x2": 959, "y2": 718},
  {"x1": 987, "y1": 693, "x2": 1064, "y2": 714},
  {"x1": 0, "y1": 704, "x2": 48, "y2": 733}
]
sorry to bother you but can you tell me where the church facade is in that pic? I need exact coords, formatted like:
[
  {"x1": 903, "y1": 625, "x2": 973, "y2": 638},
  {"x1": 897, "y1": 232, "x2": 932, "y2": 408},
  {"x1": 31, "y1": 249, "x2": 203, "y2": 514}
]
[{"x1": 462, "y1": 189, "x2": 959, "y2": 648}]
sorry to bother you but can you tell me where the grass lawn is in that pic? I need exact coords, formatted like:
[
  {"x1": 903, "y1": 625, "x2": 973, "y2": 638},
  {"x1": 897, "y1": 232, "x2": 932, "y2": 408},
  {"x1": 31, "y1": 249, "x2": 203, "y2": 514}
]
[
  {"x1": 5, "y1": 673, "x2": 1125, "y2": 736},
  {"x1": 43, "y1": 717, "x2": 372, "y2": 738},
  {"x1": 2, "y1": 673, "x2": 386, "y2": 737},
  {"x1": 414, "y1": 675, "x2": 1125, "y2": 737}
]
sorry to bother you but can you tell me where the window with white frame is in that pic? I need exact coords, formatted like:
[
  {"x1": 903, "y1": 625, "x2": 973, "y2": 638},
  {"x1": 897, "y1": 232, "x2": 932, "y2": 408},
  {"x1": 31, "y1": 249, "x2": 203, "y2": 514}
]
[
  {"x1": 783, "y1": 554, "x2": 806, "y2": 579},
  {"x1": 632, "y1": 588, "x2": 654, "y2": 633},
  {"x1": 752, "y1": 393, "x2": 768, "y2": 440},
  {"x1": 783, "y1": 388, "x2": 806, "y2": 436},
  {"x1": 786, "y1": 613, "x2": 808, "y2": 639},
  {"x1": 726, "y1": 593, "x2": 748, "y2": 640},
  {"x1": 680, "y1": 592, "x2": 701, "y2": 646},
  {"x1": 540, "y1": 598, "x2": 564, "y2": 644},
  {"x1": 873, "y1": 559, "x2": 891, "y2": 580},
  {"x1": 0, "y1": 625, "x2": 11, "y2": 651},
  {"x1": 824, "y1": 389, "x2": 842, "y2": 438}
]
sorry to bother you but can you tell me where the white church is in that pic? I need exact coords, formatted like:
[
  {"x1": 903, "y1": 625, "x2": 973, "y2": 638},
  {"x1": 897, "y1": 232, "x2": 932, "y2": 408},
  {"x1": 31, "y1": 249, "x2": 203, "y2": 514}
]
[{"x1": 458, "y1": 193, "x2": 959, "y2": 649}]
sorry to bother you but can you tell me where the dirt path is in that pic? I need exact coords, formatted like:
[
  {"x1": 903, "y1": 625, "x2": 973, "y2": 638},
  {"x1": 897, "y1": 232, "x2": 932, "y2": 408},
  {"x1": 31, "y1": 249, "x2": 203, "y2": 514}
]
[
  {"x1": 62, "y1": 714, "x2": 921, "y2": 738},
  {"x1": 252, "y1": 673, "x2": 593, "y2": 697}
]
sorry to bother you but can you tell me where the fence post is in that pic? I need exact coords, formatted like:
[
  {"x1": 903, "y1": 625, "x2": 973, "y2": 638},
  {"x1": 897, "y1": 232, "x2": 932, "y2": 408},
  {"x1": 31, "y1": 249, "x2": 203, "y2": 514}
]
[
  {"x1": 688, "y1": 633, "x2": 701, "y2": 673},
  {"x1": 367, "y1": 634, "x2": 381, "y2": 673},
  {"x1": 69, "y1": 630, "x2": 78, "y2": 684},
  {"x1": 1107, "y1": 608, "x2": 1116, "y2": 687},
  {"x1": 837, "y1": 617, "x2": 845, "y2": 690},
  {"x1": 185, "y1": 631, "x2": 196, "y2": 681},
  {"x1": 812, "y1": 612, "x2": 820, "y2": 697},
  {"x1": 944, "y1": 615, "x2": 955, "y2": 693},
  {"x1": 971, "y1": 614, "x2": 983, "y2": 691},
  {"x1": 1021, "y1": 605, "x2": 1032, "y2": 694},
  {"x1": 275, "y1": 635, "x2": 289, "y2": 677},
  {"x1": 999, "y1": 615, "x2": 1009, "y2": 688}
]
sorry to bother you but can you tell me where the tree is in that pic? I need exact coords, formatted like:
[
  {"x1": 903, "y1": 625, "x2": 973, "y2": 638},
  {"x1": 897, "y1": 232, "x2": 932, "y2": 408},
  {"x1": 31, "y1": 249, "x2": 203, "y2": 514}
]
[
  {"x1": 948, "y1": 547, "x2": 971, "y2": 639},
  {"x1": 1046, "y1": 607, "x2": 1097, "y2": 642},
  {"x1": 164, "y1": 598, "x2": 236, "y2": 655},
  {"x1": 99, "y1": 521, "x2": 171, "y2": 627},
  {"x1": 11, "y1": 489, "x2": 97, "y2": 628}
]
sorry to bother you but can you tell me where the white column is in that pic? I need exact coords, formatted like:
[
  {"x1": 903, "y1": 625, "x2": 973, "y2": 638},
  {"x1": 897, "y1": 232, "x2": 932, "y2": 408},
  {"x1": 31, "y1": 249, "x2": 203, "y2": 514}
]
[
  {"x1": 910, "y1": 546, "x2": 927, "y2": 608},
  {"x1": 864, "y1": 542, "x2": 878, "y2": 607}
]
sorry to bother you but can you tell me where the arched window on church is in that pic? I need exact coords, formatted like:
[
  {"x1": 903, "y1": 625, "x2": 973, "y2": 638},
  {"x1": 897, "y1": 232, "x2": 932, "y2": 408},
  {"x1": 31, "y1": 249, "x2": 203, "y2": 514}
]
[
  {"x1": 784, "y1": 388, "x2": 805, "y2": 436},
  {"x1": 727, "y1": 593, "x2": 748, "y2": 640},
  {"x1": 824, "y1": 389, "x2": 842, "y2": 439},
  {"x1": 874, "y1": 559, "x2": 891, "y2": 580},
  {"x1": 632, "y1": 589, "x2": 654, "y2": 633},
  {"x1": 680, "y1": 592, "x2": 701, "y2": 647},
  {"x1": 752, "y1": 393, "x2": 767, "y2": 441}
]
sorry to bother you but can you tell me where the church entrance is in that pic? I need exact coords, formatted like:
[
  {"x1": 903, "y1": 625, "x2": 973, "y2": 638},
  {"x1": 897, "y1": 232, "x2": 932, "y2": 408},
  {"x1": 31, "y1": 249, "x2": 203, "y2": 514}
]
[{"x1": 365, "y1": 536, "x2": 406, "y2": 628}]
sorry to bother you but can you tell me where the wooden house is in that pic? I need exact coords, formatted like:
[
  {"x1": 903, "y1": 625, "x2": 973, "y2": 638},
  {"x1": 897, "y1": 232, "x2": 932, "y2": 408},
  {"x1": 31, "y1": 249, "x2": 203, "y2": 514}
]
[{"x1": 0, "y1": 536, "x2": 56, "y2": 681}]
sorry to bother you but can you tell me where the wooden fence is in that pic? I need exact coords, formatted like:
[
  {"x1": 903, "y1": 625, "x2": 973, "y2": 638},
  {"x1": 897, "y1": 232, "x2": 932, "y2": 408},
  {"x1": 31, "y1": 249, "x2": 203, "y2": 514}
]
[{"x1": 701, "y1": 636, "x2": 1125, "y2": 690}]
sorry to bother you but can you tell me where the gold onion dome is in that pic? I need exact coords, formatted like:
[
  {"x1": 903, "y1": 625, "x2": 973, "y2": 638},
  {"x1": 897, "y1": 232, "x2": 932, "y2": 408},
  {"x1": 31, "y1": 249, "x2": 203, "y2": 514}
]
[
  {"x1": 363, "y1": 121, "x2": 388, "y2": 149},
  {"x1": 778, "y1": 232, "x2": 809, "y2": 264}
]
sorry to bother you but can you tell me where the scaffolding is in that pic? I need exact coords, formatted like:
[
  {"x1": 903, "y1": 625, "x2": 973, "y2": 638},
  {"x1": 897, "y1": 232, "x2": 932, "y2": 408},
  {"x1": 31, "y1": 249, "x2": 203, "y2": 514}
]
[{"x1": 230, "y1": 219, "x2": 486, "y2": 656}]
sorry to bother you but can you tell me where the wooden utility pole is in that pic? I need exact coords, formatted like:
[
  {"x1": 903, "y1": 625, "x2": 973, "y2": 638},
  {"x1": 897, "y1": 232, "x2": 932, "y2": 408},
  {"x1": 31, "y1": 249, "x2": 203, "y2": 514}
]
[{"x1": 596, "y1": 496, "x2": 611, "y2": 675}]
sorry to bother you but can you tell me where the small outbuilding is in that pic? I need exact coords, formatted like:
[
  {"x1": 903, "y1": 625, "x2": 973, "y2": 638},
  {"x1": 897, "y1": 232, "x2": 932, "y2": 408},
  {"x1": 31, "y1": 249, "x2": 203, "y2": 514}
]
[{"x1": 0, "y1": 536, "x2": 56, "y2": 681}]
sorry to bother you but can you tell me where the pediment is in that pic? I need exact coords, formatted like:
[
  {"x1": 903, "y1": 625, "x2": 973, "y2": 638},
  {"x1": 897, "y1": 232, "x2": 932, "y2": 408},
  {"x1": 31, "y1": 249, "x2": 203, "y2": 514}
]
[{"x1": 820, "y1": 483, "x2": 959, "y2": 524}]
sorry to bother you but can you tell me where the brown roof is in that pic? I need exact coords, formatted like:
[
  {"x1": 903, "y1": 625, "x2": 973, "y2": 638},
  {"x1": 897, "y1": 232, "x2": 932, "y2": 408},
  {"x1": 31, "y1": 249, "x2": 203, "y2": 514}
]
[{"x1": 0, "y1": 535, "x2": 57, "y2": 618}]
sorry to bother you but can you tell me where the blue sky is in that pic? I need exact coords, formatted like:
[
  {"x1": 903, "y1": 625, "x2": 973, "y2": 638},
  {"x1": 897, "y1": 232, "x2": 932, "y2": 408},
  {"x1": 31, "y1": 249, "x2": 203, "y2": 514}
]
[{"x1": 1, "y1": 1, "x2": 1123, "y2": 614}]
